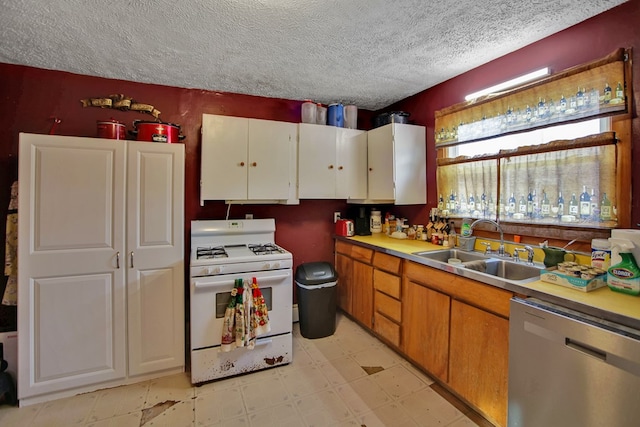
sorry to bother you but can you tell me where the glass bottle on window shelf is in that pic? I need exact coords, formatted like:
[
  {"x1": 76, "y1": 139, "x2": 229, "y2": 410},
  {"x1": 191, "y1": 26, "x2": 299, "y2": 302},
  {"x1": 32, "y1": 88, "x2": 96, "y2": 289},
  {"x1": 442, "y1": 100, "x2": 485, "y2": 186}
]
[
  {"x1": 438, "y1": 194, "x2": 444, "y2": 212},
  {"x1": 590, "y1": 188, "x2": 599, "y2": 221},
  {"x1": 580, "y1": 185, "x2": 591, "y2": 219},
  {"x1": 527, "y1": 189, "x2": 534, "y2": 218},
  {"x1": 449, "y1": 191, "x2": 457, "y2": 214},
  {"x1": 557, "y1": 191, "x2": 565, "y2": 219},
  {"x1": 508, "y1": 193, "x2": 516, "y2": 217},
  {"x1": 604, "y1": 83, "x2": 612, "y2": 104},
  {"x1": 569, "y1": 193, "x2": 579, "y2": 216},
  {"x1": 569, "y1": 96, "x2": 577, "y2": 111},
  {"x1": 460, "y1": 194, "x2": 468, "y2": 215},
  {"x1": 547, "y1": 98, "x2": 556, "y2": 117},
  {"x1": 532, "y1": 189, "x2": 539, "y2": 218},
  {"x1": 540, "y1": 190, "x2": 551, "y2": 218},
  {"x1": 537, "y1": 98, "x2": 546, "y2": 119},
  {"x1": 519, "y1": 194, "x2": 527, "y2": 215},
  {"x1": 488, "y1": 194, "x2": 495, "y2": 216},
  {"x1": 616, "y1": 82, "x2": 624, "y2": 100},
  {"x1": 559, "y1": 94, "x2": 567, "y2": 113},
  {"x1": 600, "y1": 193, "x2": 612, "y2": 221},
  {"x1": 576, "y1": 87, "x2": 585, "y2": 110},
  {"x1": 468, "y1": 194, "x2": 475, "y2": 212},
  {"x1": 589, "y1": 88, "x2": 600, "y2": 108}
]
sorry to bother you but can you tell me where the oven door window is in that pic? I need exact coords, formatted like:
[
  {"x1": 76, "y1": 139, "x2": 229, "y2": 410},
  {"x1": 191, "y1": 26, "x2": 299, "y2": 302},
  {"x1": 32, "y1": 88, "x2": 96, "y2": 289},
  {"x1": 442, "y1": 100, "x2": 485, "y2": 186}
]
[{"x1": 215, "y1": 288, "x2": 273, "y2": 318}]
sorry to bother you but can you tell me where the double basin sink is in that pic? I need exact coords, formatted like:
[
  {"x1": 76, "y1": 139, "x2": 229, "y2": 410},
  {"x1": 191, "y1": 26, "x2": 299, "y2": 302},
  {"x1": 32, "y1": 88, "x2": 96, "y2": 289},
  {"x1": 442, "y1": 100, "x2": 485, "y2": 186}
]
[{"x1": 411, "y1": 248, "x2": 543, "y2": 286}]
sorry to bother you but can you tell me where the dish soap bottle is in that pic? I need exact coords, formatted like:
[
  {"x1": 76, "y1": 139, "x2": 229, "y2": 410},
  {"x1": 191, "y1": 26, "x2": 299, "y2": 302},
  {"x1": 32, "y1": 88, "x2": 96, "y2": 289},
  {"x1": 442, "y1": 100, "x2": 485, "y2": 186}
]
[{"x1": 607, "y1": 239, "x2": 640, "y2": 296}]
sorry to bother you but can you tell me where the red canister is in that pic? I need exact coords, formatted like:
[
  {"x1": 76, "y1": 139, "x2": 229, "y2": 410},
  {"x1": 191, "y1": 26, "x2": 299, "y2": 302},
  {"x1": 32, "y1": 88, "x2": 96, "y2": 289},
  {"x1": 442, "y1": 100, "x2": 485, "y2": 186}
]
[
  {"x1": 132, "y1": 120, "x2": 184, "y2": 143},
  {"x1": 97, "y1": 119, "x2": 126, "y2": 140}
]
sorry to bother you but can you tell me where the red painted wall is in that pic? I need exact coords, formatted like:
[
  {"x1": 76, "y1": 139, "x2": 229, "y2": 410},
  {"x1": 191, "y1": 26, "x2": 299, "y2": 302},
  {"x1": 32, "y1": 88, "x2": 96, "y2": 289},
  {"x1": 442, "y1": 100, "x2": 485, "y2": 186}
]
[{"x1": 1, "y1": 0, "x2": 639, "y2": 329}]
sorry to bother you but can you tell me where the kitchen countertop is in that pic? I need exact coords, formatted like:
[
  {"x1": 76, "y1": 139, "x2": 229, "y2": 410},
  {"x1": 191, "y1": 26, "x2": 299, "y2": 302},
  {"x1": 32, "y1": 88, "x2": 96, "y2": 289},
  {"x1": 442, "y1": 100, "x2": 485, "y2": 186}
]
[{"x1": 338, "y1": 233, "x2": 640, "y2": 330}]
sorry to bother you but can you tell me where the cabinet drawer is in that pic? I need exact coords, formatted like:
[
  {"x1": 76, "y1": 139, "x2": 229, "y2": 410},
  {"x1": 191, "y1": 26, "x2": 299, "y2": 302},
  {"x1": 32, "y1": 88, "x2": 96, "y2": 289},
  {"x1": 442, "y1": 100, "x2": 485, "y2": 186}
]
[
  {"x1": 375, "y1": 291, "x2": 401, "y2": 322},
  {"x1": 373, "y1": 269, "x2": 401, "y2": 298},
  {"x1": 404, "y1": 260, "x2": 513, "y2": 318},
  {"x1": 373, "y1": 252, "x2": 402, "y2": 274},
  {"x1": 335, "y1": 240, "x2": 352, "y2": 255},
  {"x1": 350, "y1": 245, "x2": 374, "y2": 263},
  {"x1": 374, "y1": 312, "x2": 401, "y2": 348}
]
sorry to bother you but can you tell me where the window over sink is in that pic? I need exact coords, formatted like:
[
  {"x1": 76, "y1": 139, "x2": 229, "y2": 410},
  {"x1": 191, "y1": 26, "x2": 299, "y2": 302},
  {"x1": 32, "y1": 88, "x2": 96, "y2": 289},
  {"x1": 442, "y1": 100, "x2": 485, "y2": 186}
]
[{"x1": 434, "y1": 48, "x2": 632, "y2": 241}]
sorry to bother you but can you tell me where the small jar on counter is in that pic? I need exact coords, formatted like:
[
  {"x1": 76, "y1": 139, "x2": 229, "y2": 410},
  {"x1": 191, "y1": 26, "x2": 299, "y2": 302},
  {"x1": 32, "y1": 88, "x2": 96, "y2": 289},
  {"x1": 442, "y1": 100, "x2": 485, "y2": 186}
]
[{"x1": 415, "y1": 225, "x2": 424, "y2": 240}]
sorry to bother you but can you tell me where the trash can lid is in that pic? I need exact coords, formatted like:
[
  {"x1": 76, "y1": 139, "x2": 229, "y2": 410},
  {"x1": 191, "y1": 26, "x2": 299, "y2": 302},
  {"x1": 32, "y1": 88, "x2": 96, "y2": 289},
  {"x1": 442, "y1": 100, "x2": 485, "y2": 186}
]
[{"x1": 295, "y1": 262, "x2": 338, "y2": 285}]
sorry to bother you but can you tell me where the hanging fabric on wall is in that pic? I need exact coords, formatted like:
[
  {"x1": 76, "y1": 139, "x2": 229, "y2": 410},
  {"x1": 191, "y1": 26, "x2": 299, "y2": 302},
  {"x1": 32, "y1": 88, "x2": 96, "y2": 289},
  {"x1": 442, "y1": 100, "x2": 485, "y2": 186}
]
[{"x1": 3, "y1": 181, "x2": 18, "y2": 306}]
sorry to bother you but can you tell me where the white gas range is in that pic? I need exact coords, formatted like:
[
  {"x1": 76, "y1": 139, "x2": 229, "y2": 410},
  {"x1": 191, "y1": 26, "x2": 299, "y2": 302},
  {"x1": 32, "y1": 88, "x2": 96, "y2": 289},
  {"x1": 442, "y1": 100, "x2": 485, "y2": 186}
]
[{"x1": 189, "y1": 219, "x2": 293, "y2": 384}]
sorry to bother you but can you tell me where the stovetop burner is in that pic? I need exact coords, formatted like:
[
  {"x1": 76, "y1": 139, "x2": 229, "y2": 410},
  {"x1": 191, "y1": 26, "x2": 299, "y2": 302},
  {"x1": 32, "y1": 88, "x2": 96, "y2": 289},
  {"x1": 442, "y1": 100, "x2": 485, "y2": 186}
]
[
  {"x1": 196, "y1": 246, "x2": 228, "y2": 259},
  {"x1": 248, "y1": 243, "x2": 286, "y2": 256}
]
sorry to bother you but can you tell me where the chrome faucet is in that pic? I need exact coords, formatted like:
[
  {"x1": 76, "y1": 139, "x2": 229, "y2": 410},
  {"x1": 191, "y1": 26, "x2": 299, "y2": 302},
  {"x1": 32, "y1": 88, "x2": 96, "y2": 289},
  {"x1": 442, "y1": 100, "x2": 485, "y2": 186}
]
[
  {"x1": 513, "y1": 246, "x2": 535, "y2": 264},
  {"x1": 513, "y1": 247, "x2": 527, "y2": 262},
  {"x1": 524, "y1": 246, "x2": 535, "y2": 264},
  {"x1": 470, "y1": 219, "x2": 506, "y2": 257}
]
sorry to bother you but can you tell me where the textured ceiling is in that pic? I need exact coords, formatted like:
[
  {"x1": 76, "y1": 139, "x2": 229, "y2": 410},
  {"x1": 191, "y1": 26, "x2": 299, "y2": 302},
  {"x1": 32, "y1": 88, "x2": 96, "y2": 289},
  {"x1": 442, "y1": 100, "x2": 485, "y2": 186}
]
[{"x1": 0, "y1": 0, "x2": 628, "y2": 110}]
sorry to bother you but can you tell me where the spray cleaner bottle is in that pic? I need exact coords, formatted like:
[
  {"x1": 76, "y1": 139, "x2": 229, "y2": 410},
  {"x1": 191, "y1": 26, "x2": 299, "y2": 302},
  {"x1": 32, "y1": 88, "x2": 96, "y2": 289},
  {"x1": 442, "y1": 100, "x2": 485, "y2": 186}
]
[{"x1": 607, "y1": 238, "x2": 640, "y2": 296}]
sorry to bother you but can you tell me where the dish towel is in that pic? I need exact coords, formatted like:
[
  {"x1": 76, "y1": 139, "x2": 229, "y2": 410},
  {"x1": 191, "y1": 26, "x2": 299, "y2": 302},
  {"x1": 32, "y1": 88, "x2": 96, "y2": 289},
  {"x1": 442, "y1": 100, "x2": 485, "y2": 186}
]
[
  {"x1": 3, "y1": 181, "x2": 18, "y2": 306},
  {"x1": 220, "y1": 277, "x2": 271, "y2": 352},
  {"x1": 220, "y1": 278, "x2": 242, "y2": 352}
]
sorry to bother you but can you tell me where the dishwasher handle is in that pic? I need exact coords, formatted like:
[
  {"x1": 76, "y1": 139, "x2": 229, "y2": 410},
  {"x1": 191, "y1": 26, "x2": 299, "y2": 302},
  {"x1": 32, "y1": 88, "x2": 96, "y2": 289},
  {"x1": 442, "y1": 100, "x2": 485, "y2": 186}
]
[{"x1": 565, "y1": 338, "x2": 607, "y2": 361}]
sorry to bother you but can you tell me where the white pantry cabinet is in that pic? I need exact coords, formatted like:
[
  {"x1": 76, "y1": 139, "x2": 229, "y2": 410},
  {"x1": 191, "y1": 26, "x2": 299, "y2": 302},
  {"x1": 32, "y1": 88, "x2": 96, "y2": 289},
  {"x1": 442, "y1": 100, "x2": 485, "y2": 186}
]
[
  {"x1": 353, "y1": 122, "x2": 426, "y2": 205},
  {"x1": 298, "y1": 123, "x2": 367, "y2": 199},
  {"x1": 18, "y1": 133, "x2": 184, "y2": 405},
  {"x1": 200, "y1": 114, "x2": 298, "y2": 204}
]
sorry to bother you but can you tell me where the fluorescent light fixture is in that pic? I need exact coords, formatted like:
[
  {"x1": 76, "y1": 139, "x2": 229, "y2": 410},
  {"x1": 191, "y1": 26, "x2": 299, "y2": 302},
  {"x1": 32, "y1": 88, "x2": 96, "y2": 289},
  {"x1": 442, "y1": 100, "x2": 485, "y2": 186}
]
[{"x1": 464, "y1": 67, "x2": 550, "y2": 101}]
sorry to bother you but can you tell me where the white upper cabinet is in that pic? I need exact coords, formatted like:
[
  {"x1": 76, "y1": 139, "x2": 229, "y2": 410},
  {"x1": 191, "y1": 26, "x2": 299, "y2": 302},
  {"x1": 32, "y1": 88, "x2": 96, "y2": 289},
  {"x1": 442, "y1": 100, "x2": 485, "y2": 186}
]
[
  {"x1": 356, "y1": 123, "x2": 426, "y2": 205},
  {"x1": 201, "y1": 114, "x2": 298, "y2": 204},
  {"x1": 298, "y1": 123, "x2": 367, "y2": 199}
]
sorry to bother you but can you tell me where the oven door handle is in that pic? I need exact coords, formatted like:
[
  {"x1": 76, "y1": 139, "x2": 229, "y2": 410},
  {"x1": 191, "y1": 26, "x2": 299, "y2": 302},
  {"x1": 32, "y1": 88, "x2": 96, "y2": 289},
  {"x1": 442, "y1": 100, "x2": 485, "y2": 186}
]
[
  {"x1": 194, "y1": 278, "x2": 236, "y2": 289},
  {"x1": 194, "y1": 272, "x2": 291, "y2": 289}
]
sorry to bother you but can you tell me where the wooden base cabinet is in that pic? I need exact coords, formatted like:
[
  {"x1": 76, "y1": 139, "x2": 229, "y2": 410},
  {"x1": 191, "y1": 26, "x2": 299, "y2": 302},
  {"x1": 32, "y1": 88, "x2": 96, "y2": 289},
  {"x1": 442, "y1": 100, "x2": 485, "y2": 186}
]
[
  {"x1": 402, "y1": 280, "x2": 450, "y2": 382},
  {"x1": 334, "y1": 241, "x2": 374, "y2": 328},
  {"x1": 403, "y1": 260, "x2": 512, "y2": 427},
  {"x1": 352, "y1": 260, "x2": 374, "y2": 328},
  {"x1": 335, "y1": 252, "x2": 353, "y2": 313},
  {"x1": 449, "y1": 300, "x2": 509, "y2": 427}
]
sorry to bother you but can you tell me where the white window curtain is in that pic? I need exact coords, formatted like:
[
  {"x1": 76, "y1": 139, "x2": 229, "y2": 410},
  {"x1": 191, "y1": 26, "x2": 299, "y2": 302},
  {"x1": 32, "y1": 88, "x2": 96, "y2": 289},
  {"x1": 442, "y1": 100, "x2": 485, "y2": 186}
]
[{"x1": 436, "y1": 141, "x2": 616, "y2": 227}]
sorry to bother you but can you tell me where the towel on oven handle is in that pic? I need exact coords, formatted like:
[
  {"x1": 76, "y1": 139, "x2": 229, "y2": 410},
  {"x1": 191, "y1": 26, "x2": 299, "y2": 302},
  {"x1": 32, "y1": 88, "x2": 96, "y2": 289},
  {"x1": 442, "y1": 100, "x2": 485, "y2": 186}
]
[
  {"x1": 220, "y1": 278, "x2": 242, "y2": 352},
  {"x1": 220, "y1": 277, "x2": 271, "y2": 352},
  {"x1": 251, "y1": 277, "x2": 271, "y2": 337}
]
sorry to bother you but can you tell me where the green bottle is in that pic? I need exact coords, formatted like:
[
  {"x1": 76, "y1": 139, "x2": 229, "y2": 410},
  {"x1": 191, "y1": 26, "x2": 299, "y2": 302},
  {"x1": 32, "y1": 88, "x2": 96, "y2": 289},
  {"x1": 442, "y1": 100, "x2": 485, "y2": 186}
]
[{"x1": 607, "y1": 247, "x2": 640, "y2": 296}]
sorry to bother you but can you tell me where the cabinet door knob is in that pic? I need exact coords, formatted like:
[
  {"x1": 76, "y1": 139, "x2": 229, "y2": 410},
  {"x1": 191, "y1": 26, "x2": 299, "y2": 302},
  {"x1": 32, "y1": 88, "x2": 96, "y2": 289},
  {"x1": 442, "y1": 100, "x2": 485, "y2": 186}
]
[
  {"x1": 338, "y1": 166, "x2": 343, "y2": 170},
  {"x1": 240, "y1": 161, "x2": 245, "y2": 167},
  {"x1": 116, "y1": 251, "x2": 120, "y2": 269},
  {"x1": 130, "y1": 251, "x2": 135, "y2": 268},
  {"x1": 369, "y1": 167, "x2": 373, "y2": 171},
  {"x1": 328, "y1": 164, "x2": 334, "y2": 169},
  {"x1": 252, "y1": 162, "x2": 257, "y2": 167}
]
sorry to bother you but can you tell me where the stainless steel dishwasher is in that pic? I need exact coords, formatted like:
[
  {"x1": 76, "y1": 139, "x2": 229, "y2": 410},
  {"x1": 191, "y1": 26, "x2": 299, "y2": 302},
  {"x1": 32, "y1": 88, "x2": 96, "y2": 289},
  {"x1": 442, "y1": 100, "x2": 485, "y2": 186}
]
[{"x1": 508, "y1": 297, "x2": 640, "y2": 427}]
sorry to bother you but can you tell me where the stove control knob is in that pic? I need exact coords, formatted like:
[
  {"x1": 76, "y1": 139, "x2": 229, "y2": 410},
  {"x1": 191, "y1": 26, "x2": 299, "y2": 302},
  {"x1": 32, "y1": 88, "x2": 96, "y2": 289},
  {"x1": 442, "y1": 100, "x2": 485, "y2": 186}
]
[
  {"x1": 205, "y1": 267, "x2": 214, "y2": 275},
  {"x1": 272, "y1": 262, "x2": 281, "y2": 268},
  {"x1": 263, "y1": 262, "x2": 271, "y2": 269}
]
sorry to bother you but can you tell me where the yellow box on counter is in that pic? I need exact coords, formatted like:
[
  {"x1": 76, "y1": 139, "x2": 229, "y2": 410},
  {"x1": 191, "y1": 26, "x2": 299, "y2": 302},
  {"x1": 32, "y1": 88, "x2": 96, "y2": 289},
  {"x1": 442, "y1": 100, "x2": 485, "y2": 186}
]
[{"x1": 541, "y1": 268, "x2": 608, "y2": 292}]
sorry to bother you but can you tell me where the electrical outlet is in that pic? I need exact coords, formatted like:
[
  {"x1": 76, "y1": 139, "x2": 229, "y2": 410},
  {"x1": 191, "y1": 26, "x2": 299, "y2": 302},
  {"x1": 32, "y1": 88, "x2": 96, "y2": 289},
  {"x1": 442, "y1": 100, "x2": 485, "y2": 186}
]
[
  {"x1": 333, "y1": 212, "x2": 341, "y2": 223},
  {"x1": 245, "y1": 213, "x2": 253, "y2": 219}
]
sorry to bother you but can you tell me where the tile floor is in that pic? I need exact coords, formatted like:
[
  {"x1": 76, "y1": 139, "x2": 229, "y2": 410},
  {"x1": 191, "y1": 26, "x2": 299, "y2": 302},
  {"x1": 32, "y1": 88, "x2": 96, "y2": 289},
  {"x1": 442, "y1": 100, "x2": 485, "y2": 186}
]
[{"x1": 0, "y1": 314, "x2": 490, "y2": 426}]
